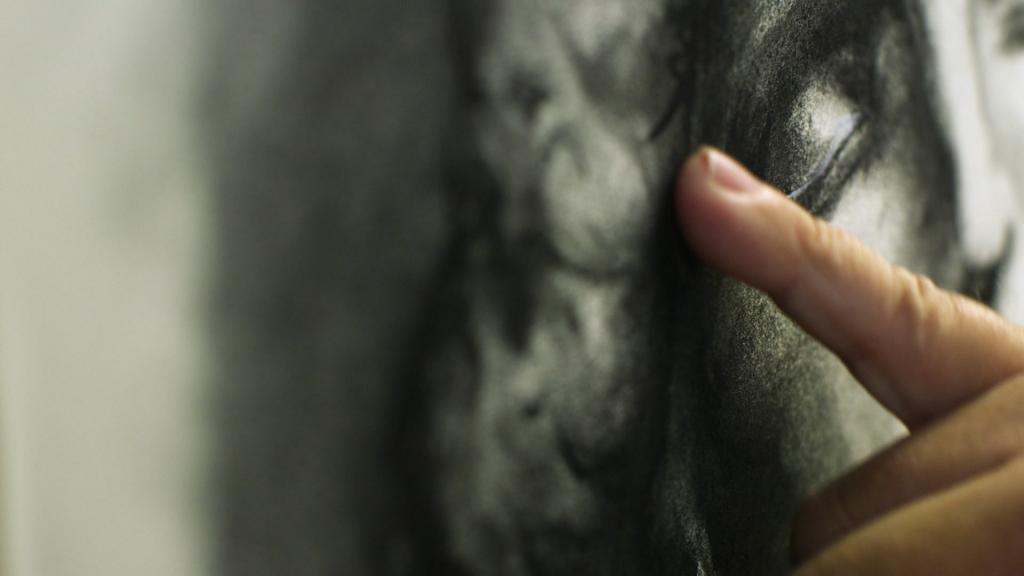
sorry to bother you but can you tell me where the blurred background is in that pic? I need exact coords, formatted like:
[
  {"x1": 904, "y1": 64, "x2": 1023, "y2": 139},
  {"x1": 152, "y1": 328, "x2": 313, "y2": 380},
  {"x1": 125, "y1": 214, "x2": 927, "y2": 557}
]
[
  {"x1": 1, "y1": 1, "x2": 212, "y2": 574},
  {"x1": 1, "y1": 1, "x2": 448, "y2": 574}
]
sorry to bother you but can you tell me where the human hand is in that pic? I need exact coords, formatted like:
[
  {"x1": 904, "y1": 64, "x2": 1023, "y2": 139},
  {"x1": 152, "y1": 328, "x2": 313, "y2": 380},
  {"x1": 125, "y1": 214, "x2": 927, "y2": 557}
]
[{"x1": 676, "y1": 148, "x2": 1024, "y2": 575}]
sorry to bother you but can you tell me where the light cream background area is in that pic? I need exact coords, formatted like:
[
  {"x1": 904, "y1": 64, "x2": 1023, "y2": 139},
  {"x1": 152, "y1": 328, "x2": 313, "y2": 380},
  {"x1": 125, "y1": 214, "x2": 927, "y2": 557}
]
[{"x1": 0, "y1": 2, "x2": 211, "y2": 575}]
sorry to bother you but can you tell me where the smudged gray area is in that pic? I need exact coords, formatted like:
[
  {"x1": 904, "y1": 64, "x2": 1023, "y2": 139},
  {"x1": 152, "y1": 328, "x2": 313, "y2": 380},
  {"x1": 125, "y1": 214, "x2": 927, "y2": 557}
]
[
  {"x1": 206, "y1": 1, "x2": 452, "y2": 573},
  {"x1": 206, "y1": 1, "x2": 1008, "y2": 575}
]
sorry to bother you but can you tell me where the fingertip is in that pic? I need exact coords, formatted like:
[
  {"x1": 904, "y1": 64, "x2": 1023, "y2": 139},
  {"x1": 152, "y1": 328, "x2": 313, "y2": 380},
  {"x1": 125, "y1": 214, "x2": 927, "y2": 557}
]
[
  {"x1": 675, "y1": 147, "x2": 725, "y2": 250},
  {"x1": 675, "y1": 147, "x2": 715, "y2": 218},
  {"x1": 675, "y1": 148, "x2": 716, "y2": 263},
  {"x1": 675, "y1": 147, "x2": 772, "y2": 230},
  {"x1": 675, "y1": 147, "x2": 779, "y2": 276}
]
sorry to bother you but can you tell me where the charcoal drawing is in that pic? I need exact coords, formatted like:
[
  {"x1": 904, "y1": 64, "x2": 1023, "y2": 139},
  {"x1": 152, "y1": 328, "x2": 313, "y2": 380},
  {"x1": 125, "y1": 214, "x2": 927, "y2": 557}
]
[
  {"x1": 207, "y1": 1, "x2": 1024, "y2": 575},
  {"x1": 5, "y1": 1, "x2": 1020, "y2": 575}
]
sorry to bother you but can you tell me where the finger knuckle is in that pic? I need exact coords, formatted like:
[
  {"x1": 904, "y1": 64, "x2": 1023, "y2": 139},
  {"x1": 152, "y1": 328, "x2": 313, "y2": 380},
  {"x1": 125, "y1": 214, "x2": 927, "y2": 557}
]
[
  {"x1": 889, "y1": 269, "x2": 949, "y2": 367},
  {"x1": 1008, "y1": 457, "x2": 1024, "y2": 501},
  {"x1": 796, "y1": 216, "x2": 846, "y2": 273},
  {"x1": 988, "y1": 376, "x2": 1024, "y2": 458}
]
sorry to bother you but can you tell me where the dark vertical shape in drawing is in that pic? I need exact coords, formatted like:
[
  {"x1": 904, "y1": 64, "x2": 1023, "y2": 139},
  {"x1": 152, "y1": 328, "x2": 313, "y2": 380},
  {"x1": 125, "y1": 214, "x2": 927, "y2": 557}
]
[{"x1": 205, "y1": 1, "x2": 453, "y2": 574}]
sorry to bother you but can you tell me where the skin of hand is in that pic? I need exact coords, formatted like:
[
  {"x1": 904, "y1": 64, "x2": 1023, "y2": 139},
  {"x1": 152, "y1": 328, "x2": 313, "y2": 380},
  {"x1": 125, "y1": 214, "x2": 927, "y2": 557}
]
[{"x1": 676, "y1": 148, "x2": 1024, "y2": 575}]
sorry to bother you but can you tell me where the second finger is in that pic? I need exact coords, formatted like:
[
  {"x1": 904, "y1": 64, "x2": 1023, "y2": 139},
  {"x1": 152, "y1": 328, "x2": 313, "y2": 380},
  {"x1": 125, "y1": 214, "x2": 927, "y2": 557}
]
[
  {"x1": 791, "y1": 373, "x2": 1024, "y2": 565},
  {"x1": 795, "y1": 456, "x2": 1024, "y2": 576}
]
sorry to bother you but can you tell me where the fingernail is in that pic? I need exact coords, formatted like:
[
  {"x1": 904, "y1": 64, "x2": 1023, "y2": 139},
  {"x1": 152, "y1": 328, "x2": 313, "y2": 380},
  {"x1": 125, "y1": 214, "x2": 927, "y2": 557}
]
[{"x1": 703, "y1": 148, "x2": 762, "y2": 195}]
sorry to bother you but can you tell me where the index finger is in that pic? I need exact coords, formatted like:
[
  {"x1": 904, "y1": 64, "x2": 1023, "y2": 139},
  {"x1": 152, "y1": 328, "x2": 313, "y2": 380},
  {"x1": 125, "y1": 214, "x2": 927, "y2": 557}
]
[{"x1": 676, "y1": 148, "x2": 1024, "y2": 428}]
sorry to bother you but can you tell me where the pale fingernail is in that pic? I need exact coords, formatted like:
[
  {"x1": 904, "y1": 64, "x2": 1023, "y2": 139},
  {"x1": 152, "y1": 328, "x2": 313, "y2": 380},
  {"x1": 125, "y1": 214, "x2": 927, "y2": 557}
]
[{"x1": 704, "y1": 148, "x2": 762, "y2": 195}]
